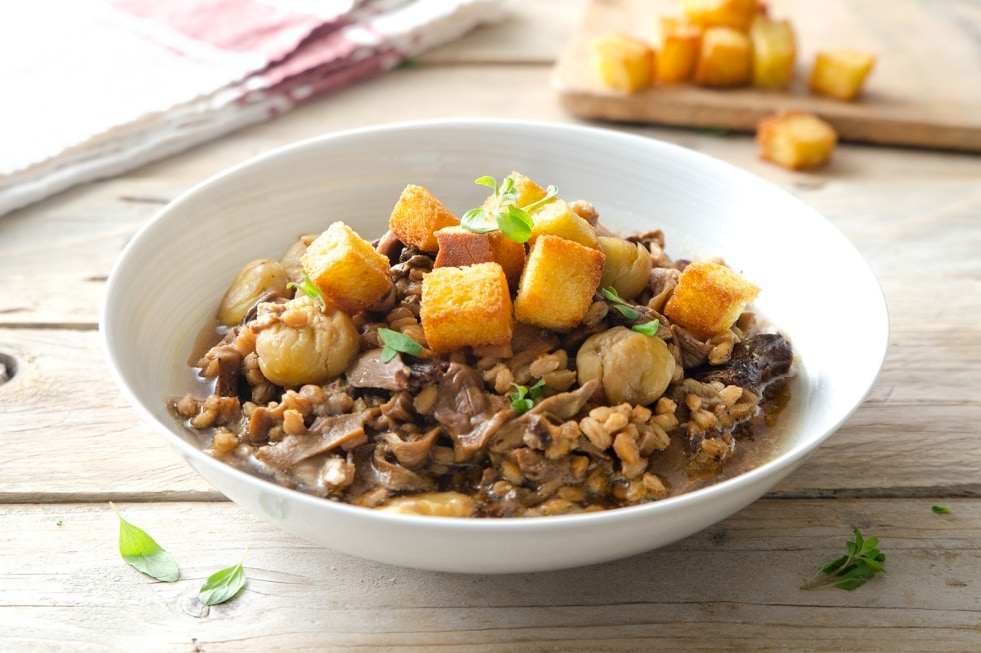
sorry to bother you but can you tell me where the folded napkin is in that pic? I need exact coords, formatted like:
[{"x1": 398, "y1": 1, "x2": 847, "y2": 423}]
[{"x1": 0, "y1": 0, "x2": 502, "y2": 217}]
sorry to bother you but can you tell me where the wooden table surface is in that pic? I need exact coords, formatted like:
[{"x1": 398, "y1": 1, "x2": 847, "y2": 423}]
[{"x1": 2, "y1": 2, "x2": 980, "y2": 650}]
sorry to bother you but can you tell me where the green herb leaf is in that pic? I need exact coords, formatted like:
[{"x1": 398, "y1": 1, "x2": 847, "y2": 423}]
[
  {"x1": 378, "y1": 327, "x2": 423, "y2": 363},
  {"x1": 287, "y1": 270, "x2": 327, "y2": 309},
  {"x1": 461, "y1": 207, "x2": 495, "y2": 233},
  {"x1": 600, "y1": 286, "x2": 640, "y2": 321},
  {"x1": 932, "y1": 505, "x2": 952, "y2": 514},
  {"x1": 199, "y1": 550, "x2": 248, "y2": 606},
  {"x1": 510, "y1": 379, "x2": 546, "y2": 413},
  {"x1": 510, "y1": 392, "x2": 533, "y2": 412},
  {"x1": 110, "y1": 502, "x2": 180, "y2": 582},
  {"x1": 614, "y1": 304, "x2": 639, "y2": 320},
  {"x1": 521, "y1": 184, "x2": 559, "y2": 212},
  {"x1": 632, "y1": 319, "x2": 660, "y2": 337},
  {"x1": 528, "y1": 378, "x2": 546, "y2": 399},
  {"x1": 599, "y1": 286, "x2": 621, "y2": 302},
  {"x1": 497, "y1": 205, "x2": 534, "y2": 243},
  {"x1": 474, "y1": 175, "x2": 499, "y2": 192},
  {"x1": 801, "y1": 527, "x2": 885, "y2": 591},
  {"x1": 461, "y1": 175, "x2": 557, "y2": 244}
]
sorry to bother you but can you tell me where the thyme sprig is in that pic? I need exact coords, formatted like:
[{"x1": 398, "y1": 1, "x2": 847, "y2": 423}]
[{"x1": 801, "y1": 527, "x2": 885, "y2": 591}]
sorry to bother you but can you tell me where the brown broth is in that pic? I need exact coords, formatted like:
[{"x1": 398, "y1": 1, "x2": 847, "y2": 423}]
[{"x1": 648, "y1": 375, "x2": 798, "y2": 498}]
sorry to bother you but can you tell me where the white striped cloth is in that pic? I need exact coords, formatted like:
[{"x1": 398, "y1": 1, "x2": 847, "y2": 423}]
[{"x1": 0, "y1": 0, "x2": 502, "y2": 216}]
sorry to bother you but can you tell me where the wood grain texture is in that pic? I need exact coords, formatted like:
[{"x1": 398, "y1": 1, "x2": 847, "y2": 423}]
[
  {"x1": 2, "y1": 500, "x2": 979, "y2": 652},
  {"x1": 552, "y1": 0, "x2": 981, "y2": 151},
  {"x1": 1, "y1": 1, "x2": 980, "y2": 649}
]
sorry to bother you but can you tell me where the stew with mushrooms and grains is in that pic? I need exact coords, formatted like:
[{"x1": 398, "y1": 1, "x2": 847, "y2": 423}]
[{"x1": 171, "y1": 172, "x2": 796, "y2": 517}]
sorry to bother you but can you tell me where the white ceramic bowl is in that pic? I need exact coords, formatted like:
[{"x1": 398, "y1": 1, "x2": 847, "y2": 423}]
[{"x1": 102, "y1": 119, "x2": 888, "y2": 574}]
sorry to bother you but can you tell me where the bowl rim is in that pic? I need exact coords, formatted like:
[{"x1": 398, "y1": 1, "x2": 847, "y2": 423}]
[{"x1": 100, "y1": 117, "x2": 891, "y2": 531}]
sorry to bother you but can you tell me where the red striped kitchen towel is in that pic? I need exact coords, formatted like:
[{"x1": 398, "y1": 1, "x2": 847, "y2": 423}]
[{"x1": 0, "y1": 0, "x2": 502, "y2": 216}]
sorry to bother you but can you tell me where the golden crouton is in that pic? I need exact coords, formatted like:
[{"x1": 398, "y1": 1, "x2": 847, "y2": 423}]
[
  {"x1": 655, "y1": 17, "x2": 702, "y2": 84},
  {"x1": 589, "y1": 32, "x2": 654, "y2": 93},
  {"x1": 663, "y1": 260, "x2": 760, "y2": 339},
  {"x1": 479, "y1": 171, "x2": 551, "y2": 215},
  {"x1": 530, "y1": 198, "x2": 599, "y2": 249},
  {"x1": 301, "y1": 221, "x2": 393, "y2": 314},
  {"x1": 693, "y1": 27, "x2": 752, "y2": 87},
  {"x1": 433, "y1": 226, "x2": 526, "y2": 290},
  {"x1": 749, "y1": 13, "x2": 796, "y2": 89},
  {"x1": 680, "y1": 0, "x2": 757, "y2": 32},
  {"x1": 809, "y1": 48, "x2": 876, "y2": 101},
  {"x1": 434, "y1": 226, "x2": 494, "y2": 269},
  {"x1": 504, "y1": 171, "x2": 549, "y2": 208},
  {"x1": 756, "y1": 110, "x2": 838, "y2": 170},
  {"x1": 514, "y1": 235, "x2": 606, "y2": 332},
  {"x1": 389, "y1": 184, "x2": 459, "y2": 253},
  {"x1": 420, "y1": 262, "x2": 513, "y2": 354}
]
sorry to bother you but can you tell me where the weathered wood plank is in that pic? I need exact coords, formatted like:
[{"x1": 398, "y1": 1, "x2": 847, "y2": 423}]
[
  {"x1": 1, "y1": 499, "x2": 978, "y2": 652},
  {"x1": 0, "y1": 329, "x2": 218, "y2": 499}
]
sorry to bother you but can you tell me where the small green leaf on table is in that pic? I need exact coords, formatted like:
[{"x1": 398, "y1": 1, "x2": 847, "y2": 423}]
[
  {"x1": 199, "y1": 550, "x2": 249, "y2": 606},
  {"x1": 801, "y1": 527, "x2": 885, "y2": 591},
  {"x1": 110, "y1": 502, "x2": 180, "y2": 582}
]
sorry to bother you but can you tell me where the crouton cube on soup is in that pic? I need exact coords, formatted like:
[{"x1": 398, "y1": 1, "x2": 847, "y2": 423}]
[
  {"x1": 434, "y1": 226, "x2": 526, "y2": 291},
  {"x1": 433, "y1": 226, "x2": 494, "y2": 268},
  {"x1": 301, "y1": 222, "x2": 393, "y2": 314},
  {"x1": 514, "y1": 235, "x2": 606, "y2": 332},
  {"x1": 420, "y1": 262, "x2": 513, "y2": 354},
  {"x1": 663, "y1": 261, "x2": 760, "y2": 339},
  {"x1": 529, "y1": 198, "x2": 600, "y2": 249},
  {"x1": 389, "y1": 184, "x2": 460, "y2": 253}
]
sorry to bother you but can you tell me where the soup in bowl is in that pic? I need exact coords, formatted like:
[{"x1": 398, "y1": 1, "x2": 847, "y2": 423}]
[{"x1": 101, "y1": 119, "x2": 888, "y2": 573}]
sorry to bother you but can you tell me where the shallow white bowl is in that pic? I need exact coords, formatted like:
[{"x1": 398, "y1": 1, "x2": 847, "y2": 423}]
[{"x1": 102, "y1": 119, "x2": 888, "y2": 574}]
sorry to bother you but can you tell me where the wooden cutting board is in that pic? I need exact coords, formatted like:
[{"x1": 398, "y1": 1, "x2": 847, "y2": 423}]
[{"x1": 552, "y1": 0, "x2": 981, "y2": 152}]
